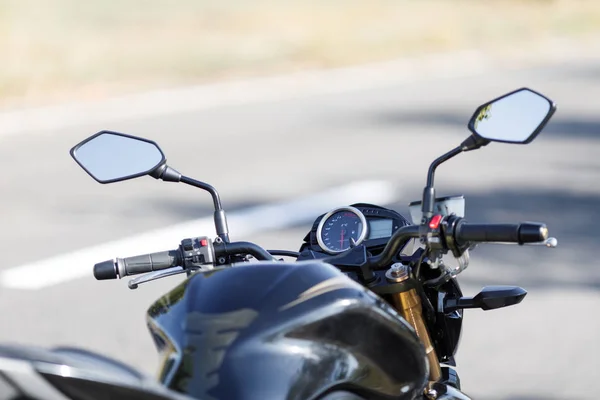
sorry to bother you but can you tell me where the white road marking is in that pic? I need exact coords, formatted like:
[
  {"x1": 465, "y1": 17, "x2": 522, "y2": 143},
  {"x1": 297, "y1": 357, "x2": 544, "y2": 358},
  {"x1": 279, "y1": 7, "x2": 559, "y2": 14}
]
[{"x1": 0, "y1": 180, "x2": 398, "y2": 290}]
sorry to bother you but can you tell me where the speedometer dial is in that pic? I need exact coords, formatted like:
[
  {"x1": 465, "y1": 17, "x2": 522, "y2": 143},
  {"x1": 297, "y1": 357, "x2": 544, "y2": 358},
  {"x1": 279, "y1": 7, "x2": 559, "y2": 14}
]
[{"x1": 316, "y1": 206, "x2": 368, "y2": 254}]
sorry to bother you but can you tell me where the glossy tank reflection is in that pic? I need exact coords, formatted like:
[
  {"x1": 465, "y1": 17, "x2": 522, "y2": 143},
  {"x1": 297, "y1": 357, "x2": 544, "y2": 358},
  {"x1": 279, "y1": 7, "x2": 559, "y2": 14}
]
[{"x1": 147, "y1": 261, "x2": 429, "y2": 400}]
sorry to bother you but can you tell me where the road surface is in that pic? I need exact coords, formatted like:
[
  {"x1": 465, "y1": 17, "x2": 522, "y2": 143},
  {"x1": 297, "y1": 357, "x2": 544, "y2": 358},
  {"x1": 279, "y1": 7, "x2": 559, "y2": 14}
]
[{"x1": 0, "y1": 58, "x2": 599, "y2": 399}]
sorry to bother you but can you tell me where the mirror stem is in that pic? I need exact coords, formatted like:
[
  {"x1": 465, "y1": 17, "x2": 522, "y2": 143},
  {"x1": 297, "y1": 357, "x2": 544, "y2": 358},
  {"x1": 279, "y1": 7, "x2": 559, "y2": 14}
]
[
  {"x1": 180, "y1": 176, "x2": 230, "y2": 243},
  {"x1": 422, "y1": 146, "x2": 463, "y2": 220},
  {"x1": 460, "y1": 134, "x2": 490, "y2": 152},
  {"x1": 180, "y1": 176, "x2": 223, "y2": 210},
  {"x1": 151, "y1": 165, "x2": 230, "y2": 243}
]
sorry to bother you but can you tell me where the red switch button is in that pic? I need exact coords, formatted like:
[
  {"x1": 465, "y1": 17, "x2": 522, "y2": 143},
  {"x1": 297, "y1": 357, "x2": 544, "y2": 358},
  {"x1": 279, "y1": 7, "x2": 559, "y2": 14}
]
[{"x1": 429, "y1": 215, "x2": 443, "y2": 229}]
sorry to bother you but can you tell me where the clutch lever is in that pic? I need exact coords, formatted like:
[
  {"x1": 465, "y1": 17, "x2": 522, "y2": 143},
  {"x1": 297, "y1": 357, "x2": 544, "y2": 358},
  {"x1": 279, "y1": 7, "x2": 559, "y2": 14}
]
[{"x1": 128, "y1": 266, "x2": 188, "y2": 289}]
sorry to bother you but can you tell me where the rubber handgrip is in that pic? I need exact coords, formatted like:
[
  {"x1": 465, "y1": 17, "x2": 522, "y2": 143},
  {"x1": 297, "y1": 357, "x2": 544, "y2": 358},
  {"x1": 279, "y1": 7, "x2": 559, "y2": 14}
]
[
  {"x1": 94, "y1": 260, "x2": 118, "y2": 280},
  {"x1": 456, "y1": 223, "x2": 519, "y2": 245},
  {"x1": 120, "y1": 250, "x2": 181, "y2": 276},
  {"x1": 456, "y1": 222, "x2": 548, "y2": 245}
]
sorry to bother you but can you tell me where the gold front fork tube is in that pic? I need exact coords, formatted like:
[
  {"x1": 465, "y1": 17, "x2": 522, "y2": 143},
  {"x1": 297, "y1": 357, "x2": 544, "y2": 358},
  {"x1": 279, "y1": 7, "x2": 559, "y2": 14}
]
[{"x1": 387, "y1": 265, "x2": 442, "y2": 382}]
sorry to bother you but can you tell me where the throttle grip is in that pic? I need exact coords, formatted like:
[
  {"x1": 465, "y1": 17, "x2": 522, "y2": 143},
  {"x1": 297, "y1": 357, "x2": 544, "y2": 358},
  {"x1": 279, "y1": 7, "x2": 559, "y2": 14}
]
[{"x1": 455, "y1": 221, "x2": 548, "y2": 245}]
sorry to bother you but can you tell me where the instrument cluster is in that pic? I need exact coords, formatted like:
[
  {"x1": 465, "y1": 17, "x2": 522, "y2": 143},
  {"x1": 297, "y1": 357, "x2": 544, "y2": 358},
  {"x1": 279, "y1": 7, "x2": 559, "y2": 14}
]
[{"x1": 301, "y1": 204, "x2": 412, "y2": 255}]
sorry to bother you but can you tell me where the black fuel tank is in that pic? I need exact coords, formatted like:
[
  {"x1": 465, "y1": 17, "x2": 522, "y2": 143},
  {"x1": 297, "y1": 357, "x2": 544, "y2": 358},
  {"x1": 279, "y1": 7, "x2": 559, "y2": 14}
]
[{"x1": 147, "y1": 261, "x2": 428, "y2": 400}]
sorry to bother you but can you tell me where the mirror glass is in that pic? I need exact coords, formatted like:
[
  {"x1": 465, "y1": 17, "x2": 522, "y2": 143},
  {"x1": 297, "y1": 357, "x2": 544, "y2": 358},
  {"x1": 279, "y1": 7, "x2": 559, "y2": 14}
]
[
  {"x1": 71, "y1": 131, "x2": 164, "y2": 183},
  {"x1": 469, "y1": 88, "x2": 554, "y2": 143}
]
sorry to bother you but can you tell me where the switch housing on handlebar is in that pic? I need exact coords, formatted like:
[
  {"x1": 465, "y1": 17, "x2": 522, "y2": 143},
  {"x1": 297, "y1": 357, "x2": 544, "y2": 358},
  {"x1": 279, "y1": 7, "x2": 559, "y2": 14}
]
[{"x1": 180, "y1": 236, "x2": 216, "y2": 270}]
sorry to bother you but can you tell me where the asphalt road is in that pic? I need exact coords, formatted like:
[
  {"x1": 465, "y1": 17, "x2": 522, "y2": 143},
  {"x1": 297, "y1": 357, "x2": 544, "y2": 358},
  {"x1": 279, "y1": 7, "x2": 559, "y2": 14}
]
[{"x1": 1, "y1": 58, "x2": 599, "y2": 399}]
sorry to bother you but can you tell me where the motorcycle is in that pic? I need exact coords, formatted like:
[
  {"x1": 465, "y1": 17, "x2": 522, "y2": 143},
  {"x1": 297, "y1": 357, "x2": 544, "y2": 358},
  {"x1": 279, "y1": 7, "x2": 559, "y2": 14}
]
[{"x1": 0, "y1": 88, "x2": 558, "y2": 400}]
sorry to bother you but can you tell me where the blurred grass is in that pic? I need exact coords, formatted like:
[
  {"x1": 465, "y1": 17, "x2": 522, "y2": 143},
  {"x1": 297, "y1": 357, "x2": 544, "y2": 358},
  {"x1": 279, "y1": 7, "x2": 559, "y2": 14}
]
[{"x1": 2, "y1": 0, "x2": 600, "y2": 108}]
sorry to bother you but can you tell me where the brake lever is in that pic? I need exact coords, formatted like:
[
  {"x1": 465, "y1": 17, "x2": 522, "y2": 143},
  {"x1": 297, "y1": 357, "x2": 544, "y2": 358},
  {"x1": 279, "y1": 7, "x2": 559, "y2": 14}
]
[
  {"x1": 128, "y1": 266, "x2": 187, "y2": 290},
  {"x1": 484, "y1": 237, "x2": 558, "y2": 248},
  {"x1": 527, "y1": 237, "x2": 558, "y2": 248}
]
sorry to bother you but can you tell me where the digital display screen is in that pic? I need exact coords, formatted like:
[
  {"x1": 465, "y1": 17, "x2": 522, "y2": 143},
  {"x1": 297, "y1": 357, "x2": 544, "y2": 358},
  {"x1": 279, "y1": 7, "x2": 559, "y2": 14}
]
[{"x1": 367, "y1": 218, "x2": 393, "y2": 240}]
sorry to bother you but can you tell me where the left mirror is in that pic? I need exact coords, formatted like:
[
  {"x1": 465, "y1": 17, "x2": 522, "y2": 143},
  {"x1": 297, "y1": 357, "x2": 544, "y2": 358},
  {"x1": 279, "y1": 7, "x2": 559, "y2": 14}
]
[{"x1": 70, "y1": 131, "x2": 165, "y2": 183}]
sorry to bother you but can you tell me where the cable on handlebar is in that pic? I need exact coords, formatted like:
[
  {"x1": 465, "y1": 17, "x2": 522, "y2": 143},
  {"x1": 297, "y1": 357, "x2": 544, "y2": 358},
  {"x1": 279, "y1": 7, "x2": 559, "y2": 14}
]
[
  {"x1": 214, "y1": 241, "x2": 277, "y2": 262},
  {"x1": 367, "y1": 225, "x2": 421, "y2": 268}
]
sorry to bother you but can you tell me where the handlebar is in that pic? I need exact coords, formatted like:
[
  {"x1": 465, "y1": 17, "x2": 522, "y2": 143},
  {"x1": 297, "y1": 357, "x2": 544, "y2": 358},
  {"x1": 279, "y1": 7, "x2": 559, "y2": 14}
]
[
  {"x1": 214, "y1": 241, "x2": 276, "y2": 262},
  {"x1": 93, "y1": 240, "x2": 275, "y2": 280},
  {"x1": 92, "y1": 218, "x2": 549, "y2": 280},
  {"x1": 366, "y1": 219, "x2": 548, "y2": 269},
  {"x1": 367, "y1": 225, "x2": 421, "y2": 268}
]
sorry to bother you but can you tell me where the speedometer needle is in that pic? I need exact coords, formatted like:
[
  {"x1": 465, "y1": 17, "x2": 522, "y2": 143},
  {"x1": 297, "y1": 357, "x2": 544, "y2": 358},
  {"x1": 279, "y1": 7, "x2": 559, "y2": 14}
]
[{"x1": 340, "y1": 229, "x2": 344, "y2": 248}]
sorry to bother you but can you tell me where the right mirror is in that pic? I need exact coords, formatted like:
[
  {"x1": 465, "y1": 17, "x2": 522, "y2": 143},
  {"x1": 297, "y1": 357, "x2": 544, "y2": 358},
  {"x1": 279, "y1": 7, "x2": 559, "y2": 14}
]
[{"x1": 468, "y1": 88, "x2": 556, "y2": 144}]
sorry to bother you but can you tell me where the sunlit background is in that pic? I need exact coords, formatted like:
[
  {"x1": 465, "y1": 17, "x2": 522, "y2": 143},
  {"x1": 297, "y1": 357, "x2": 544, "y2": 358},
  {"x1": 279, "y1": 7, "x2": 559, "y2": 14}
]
[
  {"x1": 3, "y1": 0, "x2": 600, "y2": 108},
  {"x1": 1, "y1": 1, "x2": 599, "y2": 399}
]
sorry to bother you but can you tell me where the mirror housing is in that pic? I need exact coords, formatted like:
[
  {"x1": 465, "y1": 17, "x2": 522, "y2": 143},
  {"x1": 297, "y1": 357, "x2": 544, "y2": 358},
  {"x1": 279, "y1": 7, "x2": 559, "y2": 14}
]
[
  {"x1": 467, "y1": 87, "x2": 557, "y2": 145},
  {"x1": 70, "y1": 130, "x2": 231, "y2": 243},
  {"x1": 420, "y1": 87, "x2": 557, "y2": 221},
  {"x1": 70, "y1": 131, "x2": 166, "y2": 184}
]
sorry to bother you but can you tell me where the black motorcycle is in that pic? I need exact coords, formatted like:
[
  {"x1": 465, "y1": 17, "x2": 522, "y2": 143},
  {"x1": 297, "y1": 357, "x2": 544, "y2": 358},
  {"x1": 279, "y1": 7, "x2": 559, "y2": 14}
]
[{"x1": 0, "y1": 88, "x2": 558, "y2": 400}]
